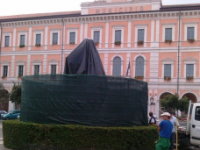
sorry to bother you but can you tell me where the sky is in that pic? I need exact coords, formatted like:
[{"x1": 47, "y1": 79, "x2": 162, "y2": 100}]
[{"x1": 0, "y1": 0, "x2": 199, "y2": 16}]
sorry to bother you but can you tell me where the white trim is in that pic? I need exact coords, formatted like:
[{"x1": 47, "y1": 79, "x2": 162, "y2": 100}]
[
  {"x1": 184, "y1": 23, "x2": 198, "y2": 41},
  {"x1": 91, "y1": 27, "x2": 102, "y2": 48},
  {"x1": 50, "y1": 29, "x2": 60, "y2": 45},
  {"x1": 84, "y1": 23, "x2": 88, "y2": 38},
  {"x1": 105, "y1": 22, "x2": 109, "y2": 48},
  {"x1": 111, "y1": 55, "x2": 124, "y2": 76},
  {"x1": 18, "y1": 31, "x2": 27, "y2": 46},
  {"x1": 13, "y1": 28, "x2": 16, "y2": 51},
  {"x1": 133, "y1": 54, "x2": 147, "y2": 81},
  {"x1": 67, "y1": 28, "x2": 78, "y2": 44},
  {"x1": 134, "y1": 25, "x2": 147, "y2": 47},
  {"x1": 80, "y1": 23, "x2": 83, "y2": 42},
  {"x1": 150, "y1": 20, "x2": 155, "y2": 47},
  {"x1": 112, "y1": 26, "x2": 124, "y2": 48},
  {"x1": 162, "y1": 24, "x2": 175, "y2": 42},
  {"x1": 45, "y1": 26, "x2": 48, "y2": 50},
  {"x1": 128, "y1": 21, "x2": 132, "y2": 47},
  {"x1": 2, "y1": 32, "x2": 12, "y2": 47},
  {"x1": 28, "y1": 27, "x2": 32, "y2": 51},
  {"x1": 33, "y1": 30, "x2": 44, "y2": 46},
  {"x1": 184, "y1": 57, "x2": 197, "y2": 78}
]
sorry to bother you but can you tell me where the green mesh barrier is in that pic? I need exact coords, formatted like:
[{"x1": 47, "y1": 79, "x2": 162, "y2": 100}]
[{"x1": 20, "y1": 74, "x2": 148, "y2": 127}]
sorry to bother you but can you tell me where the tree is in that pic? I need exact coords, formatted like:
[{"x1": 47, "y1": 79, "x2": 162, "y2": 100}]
[
  {"x1": 178, "y1": 96, "x2": 189, "y2": 112},
  {"x1": 160, "y1": 93, "x2": 190, "y2": 115},
  {"x1": 10, "y1": 82, "x2": 21, "y2": 104},
  {"x1": 160, "y1": 93, "x2": 179, "y2": 112},
  {"x1": 0, "y1": 83, "x2": 9, "y2": 103}
]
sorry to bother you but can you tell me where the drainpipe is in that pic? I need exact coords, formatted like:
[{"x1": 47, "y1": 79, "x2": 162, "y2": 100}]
[
  {"x1": 61, "y1": 18, "x2": 65, "y2": 74},
  {"x1": 0, "y1": 23, "x2": 2, "y2": 63},
  {"x1": 177, "y1": 11, "x2": 181, "y2": 95}
]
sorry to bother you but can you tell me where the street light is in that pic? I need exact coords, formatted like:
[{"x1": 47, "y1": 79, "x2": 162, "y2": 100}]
[{"x1": 150, "y1": 96, "x2": 155, "y2": 105}]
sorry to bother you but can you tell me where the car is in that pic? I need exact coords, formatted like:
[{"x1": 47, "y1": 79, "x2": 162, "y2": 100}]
[
  {"x1": 0, "y1": 110, "x2": 7, "y2": 119},
  {"x1": 1, "y1": 110, "x2": 20, "y2": 120}
]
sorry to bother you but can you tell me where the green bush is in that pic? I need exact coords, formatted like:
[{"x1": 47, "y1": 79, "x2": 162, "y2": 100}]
[{"x1": 3, "y1": 120, "x2": 158, "y2": 150}]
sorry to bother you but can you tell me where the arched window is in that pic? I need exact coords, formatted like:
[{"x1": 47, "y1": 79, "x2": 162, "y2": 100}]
[
  {"x1": 113, "y1": 56, "x2": 121, "y2": 76},
  {"x1": 135, "y1": 56, "x2": 144, "y2": 77},
  {"x1": 140, "y1": 6, "x2": 143, "y2": 11}
]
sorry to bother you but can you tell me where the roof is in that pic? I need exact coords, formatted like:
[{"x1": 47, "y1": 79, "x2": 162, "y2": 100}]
[
  {"x1": 161, "y1": 3, "x2": 200, "y2": 11},
  {"x1": 0, "y1": 11, "x2": 81, "y2": 22}
]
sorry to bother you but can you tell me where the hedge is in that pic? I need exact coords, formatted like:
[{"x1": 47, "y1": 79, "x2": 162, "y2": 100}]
[{"x1": 3, "y1": 120, "x2": 158, "y2": 150}]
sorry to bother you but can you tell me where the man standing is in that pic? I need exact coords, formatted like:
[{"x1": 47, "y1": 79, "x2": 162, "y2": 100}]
[
  {"x1": 156, "y1": 112, "x2": 173, "y2": 150},
  {"x1": 169, "y1": 111, "x2": 180, "y2": 150},
  {"x1": 149, "y1": 112, "x2": 156, "y2": 124}
]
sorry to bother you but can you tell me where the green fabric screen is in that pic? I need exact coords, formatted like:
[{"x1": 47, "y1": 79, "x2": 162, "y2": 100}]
[{"x1": 20, "y1": 74, "x2": 148, "y2": 127}]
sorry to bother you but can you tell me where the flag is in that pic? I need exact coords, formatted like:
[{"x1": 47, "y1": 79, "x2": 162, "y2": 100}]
[{"x1": 126, "y1": 60, "x2": 130, "y2": 77}]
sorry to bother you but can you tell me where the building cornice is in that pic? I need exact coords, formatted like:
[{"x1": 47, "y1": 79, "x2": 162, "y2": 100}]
[{"x1": 2, "y1": 10, "x2": 200, "y2": 28}]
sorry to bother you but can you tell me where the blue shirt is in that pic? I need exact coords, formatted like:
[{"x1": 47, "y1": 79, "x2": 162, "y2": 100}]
[{"x1": 159, "y1": 120, "x2": 173, "y2": 139}]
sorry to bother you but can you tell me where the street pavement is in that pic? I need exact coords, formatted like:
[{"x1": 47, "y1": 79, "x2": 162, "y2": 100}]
[{"x1": 0, "y1": 120, "x2": 12, "y2": 150}]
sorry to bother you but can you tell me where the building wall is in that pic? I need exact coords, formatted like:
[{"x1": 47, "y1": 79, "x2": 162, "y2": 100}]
[{"x1": 0, "y1": 0, "x2": 200, "y2": 116}]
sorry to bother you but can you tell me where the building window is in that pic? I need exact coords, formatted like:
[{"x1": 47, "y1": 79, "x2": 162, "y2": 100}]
[
  {"x1": 115, "y1": 30, "x2": 121, "y2": 42},
  {"x1": 94, "y1": 31, "x2": 100, "y2": 43},
  {"x1": 18, "y1": 65, "x2": 24, "y2": 77},
  {"x1": 186, "y1": 64, "x2": 194, "y2": 78},
  {"x1": 52, "y1": 33, "x2": 58, "y2": 45},
  {"x1": 20, "y1": 35, "x2": 25, "y2": 46},
  {"x1": 34, "y1": 65, "x2": 40, "y2": 75},
  {"x1": 69, "y1": 32, "x2": 76, "y2": 44},
  {"x1": 51, "y1": 65, "x2": 57, "y2": 74},
  {"x1": 113, "y1": 57, "x2": 121, "y2": 76},
  {"x1": 187, "y1": 27, "x2": 194, "y2": 40},
  {"x1": 5, "y1": 36, "x2": 10, "y2": 47},
  {"x1": 164, "y1": 64, "x2": 171, "y2": 77},
  {"x1": 36, "y1": 34, "x2": 41, "y2": 45},
  {"x1": 135, "y1": 56, "x2": 144, "y2": 77},
  {"x1": 165, "y1": 28, "x2": 172, "y2": 41},
  {"x1": 138, "y1": 29, "x2": 144, "y2": 42},
  {"x1": 3, "y1": 66, "x2": 8, "y2": 77}
]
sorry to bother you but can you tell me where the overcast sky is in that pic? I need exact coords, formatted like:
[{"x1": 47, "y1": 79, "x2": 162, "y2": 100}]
[{"x1": 0, "y1": 0, "x2": 199, "y2": 16}]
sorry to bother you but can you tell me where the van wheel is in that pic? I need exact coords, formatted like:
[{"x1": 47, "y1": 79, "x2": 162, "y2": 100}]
[{"x1": 5, "y1": 118, "x2": 9, "y2": 120}]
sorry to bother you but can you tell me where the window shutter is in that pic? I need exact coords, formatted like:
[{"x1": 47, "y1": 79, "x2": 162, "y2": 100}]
[
  {"x1": 5, "y1": 36, "x2": 9, "y2": 47},
  {"x1": 3, "y1": 66, "x2": 8, "y2": 76},
  {"x1": 115, "y1": 30, "x2": 121, "y2": 42},
  {"x1": 94, "y1": 31, "x2": 100, "y2": 43},
  {"x1": 186, "y1": 64, "x2": 194, "y2": 77},
  {"x1": 187, "y1": 27, "x2": 194, "y2": 40},
  {"x1": 70, "y1": 32, "x2": 75, "y2": 43},
  {"x1": 165, "y1": 28, "x2": 172, "y2": 40},
  {"x1": 135, "y1": 56, "x2": 144, "y2": 76},
  {"x1": 53, "y1": 33, "x2": 58, "y2": 44},
  {"x1": 164, "y1": 64, "x2": 171, "y2": 77},
  {"x1": 36, "y1": 34, "x2": 41, "y2": 44},
  {"x1": 113, "y1": 57, "x2": 121, "y2": 76},
  {"x1": 138, "y1": 29, "x2": 144, "y2": 41},
  {"x1": 20, "y1": 35, "x2": 25, "y2": 45}
]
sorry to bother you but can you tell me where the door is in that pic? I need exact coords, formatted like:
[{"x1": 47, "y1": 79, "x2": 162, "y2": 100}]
[
  {"x1": 190, "y1": 104, "x2": 200, "y2": 146},
  {"x1": 186, "y1": 101, "x2": 193, "y2": 135}
]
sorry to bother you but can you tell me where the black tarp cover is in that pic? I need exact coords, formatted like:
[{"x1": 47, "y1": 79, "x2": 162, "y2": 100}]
[{"x1": 64, "y1": 38, "x2": 105, "y2": 75}]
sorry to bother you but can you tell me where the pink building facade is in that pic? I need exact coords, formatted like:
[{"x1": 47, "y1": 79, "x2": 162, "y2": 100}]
[{"x1": 0, "y1": 0, "x2": 200, "y2": 115}]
